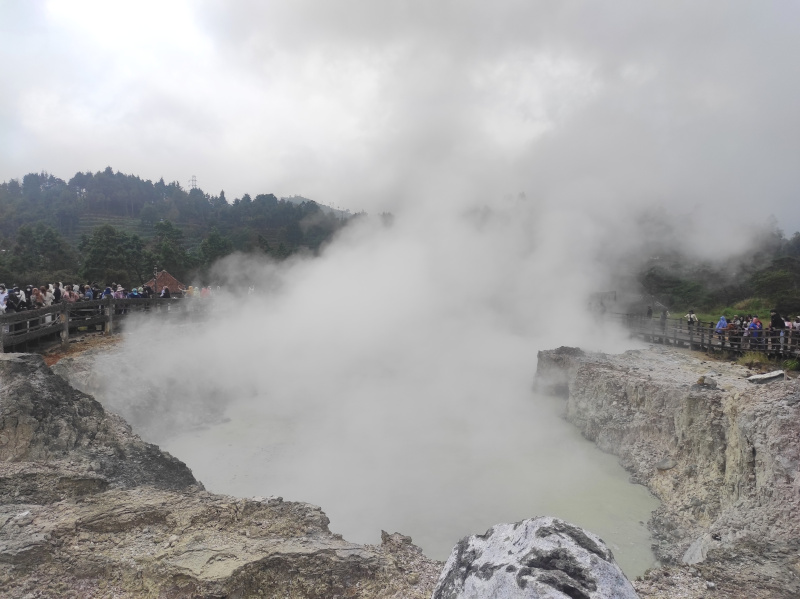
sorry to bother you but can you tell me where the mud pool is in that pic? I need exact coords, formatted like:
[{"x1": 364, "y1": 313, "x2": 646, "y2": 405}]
[{"x1": 164, "y1": 391, "x2": 659, "y2": 577}]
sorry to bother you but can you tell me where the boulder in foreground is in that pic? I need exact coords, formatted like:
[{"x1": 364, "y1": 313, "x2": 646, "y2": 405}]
[{"x1": 432, "y1": 516, "x2": 638, "y2": 599}]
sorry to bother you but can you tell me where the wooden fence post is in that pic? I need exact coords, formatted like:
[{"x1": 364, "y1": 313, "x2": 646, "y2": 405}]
[
  {"x1": 60, "y1": 303, "x2": 69, "y2": 348},
  {"x1": 0, "y1": 318, "x2": 5, "y2": 354},
  {"x1": 105, "y1": 297, "x2": 114, "y2": 335}
]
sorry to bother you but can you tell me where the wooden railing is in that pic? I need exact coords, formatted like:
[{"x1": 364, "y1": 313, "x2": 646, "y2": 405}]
[
  {"x1": 615, "y1": 313, "x2": 800, "y2": 357},
  {"x1": 0, "y1": 297, "x2": 210, "y2": 353}
]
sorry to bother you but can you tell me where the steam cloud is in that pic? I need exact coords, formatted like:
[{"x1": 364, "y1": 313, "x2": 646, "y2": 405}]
[
  {"x1": 91, "y1": 198, "x2": 669, "y2": 571},
  {"x1": 8, "y1": 0, "x2": 798, "y2": 575}
]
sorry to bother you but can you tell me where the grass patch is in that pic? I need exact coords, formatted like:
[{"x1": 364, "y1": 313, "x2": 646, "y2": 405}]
[
  {"x1": 686, "y1": 298, "x2": 773, "y2": 326},
  {"x1": 736, "y1": 351, "x2": 773, "y2": 369},
  {"x1": 784, "y1": 358, "x2": 800, "y2": 372}
]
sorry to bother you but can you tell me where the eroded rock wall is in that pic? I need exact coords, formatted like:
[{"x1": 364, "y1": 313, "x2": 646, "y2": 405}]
[
  {"x1": 0, "y1": 354, "x2": 441, "y2": 598},
  {"x1": 536, "y1": 346, "x2": 800, "y2": 598}
]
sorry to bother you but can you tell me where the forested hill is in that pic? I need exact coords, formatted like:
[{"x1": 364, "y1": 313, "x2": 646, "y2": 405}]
[{"x1": 0, "y1": 168, "x2": 353, "y2": 288}]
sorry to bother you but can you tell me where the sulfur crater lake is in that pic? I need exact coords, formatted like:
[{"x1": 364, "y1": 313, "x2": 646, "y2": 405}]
[{"x1": 162, "y1": 389, "x2": 659, "y2": 577}]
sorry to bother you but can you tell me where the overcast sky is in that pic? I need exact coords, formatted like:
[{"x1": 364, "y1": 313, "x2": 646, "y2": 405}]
[{"x1": 1, "y1": 1, "x2": 799, "y2": 229}]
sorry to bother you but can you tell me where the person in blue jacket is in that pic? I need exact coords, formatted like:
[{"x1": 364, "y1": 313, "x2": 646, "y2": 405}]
[{"x1": 715, "y1": 315, "x2": 727, "y2": 342}]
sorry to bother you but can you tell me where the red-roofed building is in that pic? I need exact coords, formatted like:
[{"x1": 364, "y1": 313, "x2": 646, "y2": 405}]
[{"x1": 145, "y1": 270, "x2": 185, "y2": 294}]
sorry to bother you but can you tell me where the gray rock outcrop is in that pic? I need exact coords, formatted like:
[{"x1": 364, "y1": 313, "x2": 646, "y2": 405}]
[
  {"x1": 536, "y1": 346, "x2": 800, "y2": 598},
  {"x1": 51, "y1": 348, "x2": 229, "y2": 443},
  {"x1": 432, "y1": 517, "x2": 638, "y2": 599},
  {"x1": 0, "y1": 354, "x2": 442, "y2": 597}
]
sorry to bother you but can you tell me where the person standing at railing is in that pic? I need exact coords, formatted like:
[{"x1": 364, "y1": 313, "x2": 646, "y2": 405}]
[
  {"x1": 41, "y1": 286, "x2": 53, "y2": 307},
  {"x1": 62, "y1": 285, "x2": 78, "y2": 303},
  {"x1": 715, "y1": 315, "x2": 727, "y2": 344},
  {"x1": 4, "y1": 289, "x2": 26, "y2": 333},
  {"x1": 31, "y1": 287, "x2": 44, "y2": 309},
  {"x1": 0, "y1": 284, "x2": 6, "y2": 314},
  {"x1": 40, "y1": 286, "x2": 55, "y2": 324},
  {"x1": 726, "y1": 317, "x2": 740, "y2": 349},
  {"x1": 769, "y1": 310, "x2": 786, "y2": 353},
  {"x1": 749, "y1": 316, "x2": 763, "y2": 349},
  {"x1": 685, "y1": 310, "x2": 698, "y2": 331}
]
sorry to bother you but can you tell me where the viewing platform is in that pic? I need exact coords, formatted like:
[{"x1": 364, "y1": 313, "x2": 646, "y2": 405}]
[
  {"x1": 616, "y1": 313, "x2": 800, "y2": 358},
  {"x1": 0, "y1": 297, "x2": 209, "y2": 353}
]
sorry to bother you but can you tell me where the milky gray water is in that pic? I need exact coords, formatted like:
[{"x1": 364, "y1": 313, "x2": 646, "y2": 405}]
[{"x1": 163, "y1": 390, "x2": 659, "y2": 577}]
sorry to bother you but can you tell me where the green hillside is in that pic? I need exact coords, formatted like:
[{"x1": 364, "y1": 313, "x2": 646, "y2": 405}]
[{"x1": 0, "y1": 168, "x2": 352, "y2": 288}]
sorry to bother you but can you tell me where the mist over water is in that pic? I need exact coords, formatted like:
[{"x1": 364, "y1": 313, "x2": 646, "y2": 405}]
[
  {"x1": 162, "y1": 390, "x2": 659, "y2": 575},
  {"x1": 93, "y1": 202, "x2": 670, "y2": 577}
]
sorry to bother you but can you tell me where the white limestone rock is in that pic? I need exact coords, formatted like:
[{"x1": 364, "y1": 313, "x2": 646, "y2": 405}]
[{"x1": 432, "y1": 516, "x2": 638, "y2": 599}]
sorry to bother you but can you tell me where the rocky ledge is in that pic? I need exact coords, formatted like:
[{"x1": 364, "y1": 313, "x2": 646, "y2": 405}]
[
  {"x1": 0, "y1": 354, "x2": 442, "y2": 598},
  {"x1": 536, "y1": 346, "x2": 800, "y2": 599}
]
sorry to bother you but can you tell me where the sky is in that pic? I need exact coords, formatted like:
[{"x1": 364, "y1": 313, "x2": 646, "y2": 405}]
[{"x1": 1, "y1": 0, "x2": 799, "y2": 229}]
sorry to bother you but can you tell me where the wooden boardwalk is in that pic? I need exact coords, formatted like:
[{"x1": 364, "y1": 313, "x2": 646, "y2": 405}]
[
  {"x1": 0, "y1": 297, "x2": 209, "y2": 353},
  {"x1": 617, "y1": 313, "x2": 800, "y2": 358}
]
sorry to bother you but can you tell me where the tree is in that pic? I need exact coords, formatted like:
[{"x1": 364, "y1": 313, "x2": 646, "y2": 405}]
[
  {"x1": 79, "y1": 225, "x2": 151, "y2": 287},
  {"x1": 198, "y1": 229, "x2": 234, "y2": 267},
  {"x1": 10, "y1": 223, "x2": 78, "y2": 279},
  {"x1": 151, "y1": 220, "x2": 194, "y2": 280}
]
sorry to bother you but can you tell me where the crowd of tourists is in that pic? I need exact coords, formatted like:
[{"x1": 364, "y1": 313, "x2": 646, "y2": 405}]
[
  {"x1": 706, "y1": 310, "x2": 800, "y2": 352},
  {"x1": 645, "y1": 306, "x2": 800, "y2": 353},
  {"x1": 0, "y1": 282, "x2": 216, "y2": 314}
]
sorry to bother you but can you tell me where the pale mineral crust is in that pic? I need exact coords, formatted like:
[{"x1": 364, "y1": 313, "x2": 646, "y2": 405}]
[{"x1": 536, "y1": 345, "x2": 800, "y2": 599}]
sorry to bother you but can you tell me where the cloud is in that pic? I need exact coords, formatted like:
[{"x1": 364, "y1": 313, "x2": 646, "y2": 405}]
[{"x1": 0, "y1": 1, "x2": 797, "y2": 232}]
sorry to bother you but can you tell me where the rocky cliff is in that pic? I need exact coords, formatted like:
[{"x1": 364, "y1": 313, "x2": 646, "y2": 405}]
[
  {"x1": 536, "y1": 346, "x2": 800, "y2": 599},
  {"x1": 0, "y1": 353, "x2": 442, "y2": 598}
]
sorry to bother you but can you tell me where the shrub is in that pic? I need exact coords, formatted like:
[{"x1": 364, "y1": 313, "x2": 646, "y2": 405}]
[
  {"x1": 737, "y1": 352, "x2": 772, "y2": 368},
  {"x1": 783, "y1": 359, "x2": 800, "y2": 372}
]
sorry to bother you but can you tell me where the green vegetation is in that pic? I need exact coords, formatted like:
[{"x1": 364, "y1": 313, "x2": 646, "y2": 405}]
[
  {"x1": 0, "y1": 168, "x2": 352, "y2": 288},
  {"x1": 784, "y1": 358, "x2": 800, "y2": 372},
  {"x1": 736, "y1": 351, "x2": 772, "y2": 368},
  {"x1": 638, "y1": 225, "x2": 800, "y2": 321}
]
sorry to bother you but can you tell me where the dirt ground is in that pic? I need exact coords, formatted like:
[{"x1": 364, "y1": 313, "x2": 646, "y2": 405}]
[{"x1": 41, "y1": 332, "x2": 123, "y2": 366}]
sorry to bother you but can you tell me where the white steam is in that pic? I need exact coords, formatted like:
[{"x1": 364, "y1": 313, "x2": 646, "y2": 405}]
[{"x1": 87, "y1": 195, "x2": 672, "y2": 574}]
